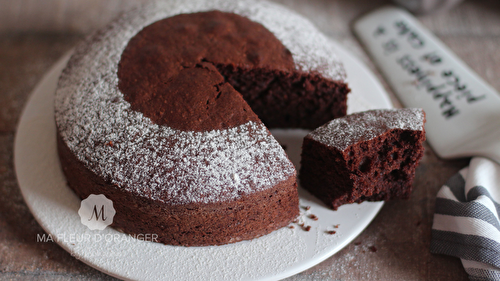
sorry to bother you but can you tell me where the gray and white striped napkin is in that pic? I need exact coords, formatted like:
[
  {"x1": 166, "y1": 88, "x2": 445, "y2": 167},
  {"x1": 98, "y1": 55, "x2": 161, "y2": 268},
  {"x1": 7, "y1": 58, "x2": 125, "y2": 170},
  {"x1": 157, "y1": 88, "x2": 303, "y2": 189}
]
[{"x1": 431, "y1": 157, "x2": 500, "y2": 281}]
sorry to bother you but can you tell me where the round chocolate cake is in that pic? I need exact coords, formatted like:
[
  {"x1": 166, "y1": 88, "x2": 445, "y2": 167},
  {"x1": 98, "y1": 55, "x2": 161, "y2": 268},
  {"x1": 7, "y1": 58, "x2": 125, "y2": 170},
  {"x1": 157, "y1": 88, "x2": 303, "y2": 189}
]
[{"x1": 55, "y1": 0, "x2": 349, "y2": 246}]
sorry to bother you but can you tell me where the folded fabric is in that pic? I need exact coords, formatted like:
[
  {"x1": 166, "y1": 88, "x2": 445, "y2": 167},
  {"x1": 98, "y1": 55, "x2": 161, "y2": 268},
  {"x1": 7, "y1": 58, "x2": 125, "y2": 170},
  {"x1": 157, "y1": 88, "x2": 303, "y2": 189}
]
[{"x1": 431, "y1": 157, "x2": 500, "y2": 281}]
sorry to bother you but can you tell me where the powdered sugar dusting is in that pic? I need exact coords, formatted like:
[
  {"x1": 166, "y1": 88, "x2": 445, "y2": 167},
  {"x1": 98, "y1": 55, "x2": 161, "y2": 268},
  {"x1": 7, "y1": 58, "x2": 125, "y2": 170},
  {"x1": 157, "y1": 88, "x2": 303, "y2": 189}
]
[
  {"x1": 308, "y1": 108, "x2": 425, "y2": 151},
  {"x1": 54, "y1": 0, "x2": 356, "y2": 204},
  {"x1": 145, "y1": 0, "x2": 346, "y2": 80},
  {"x1": 231, "y1": 0, "x2": 346, "y2": 79}
]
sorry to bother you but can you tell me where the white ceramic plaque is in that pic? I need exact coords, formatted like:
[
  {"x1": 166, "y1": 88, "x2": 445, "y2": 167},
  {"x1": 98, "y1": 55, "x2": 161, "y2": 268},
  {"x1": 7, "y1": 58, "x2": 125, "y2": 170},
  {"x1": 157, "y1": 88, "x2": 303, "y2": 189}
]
[{"x1": 354, "y1": 6, "x2": 500, "y2": 163}]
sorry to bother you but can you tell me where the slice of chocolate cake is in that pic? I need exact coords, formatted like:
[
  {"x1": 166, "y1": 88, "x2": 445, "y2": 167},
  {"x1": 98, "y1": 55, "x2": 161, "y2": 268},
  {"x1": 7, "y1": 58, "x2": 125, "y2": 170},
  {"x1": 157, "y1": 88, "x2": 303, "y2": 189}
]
[{"x1": 299, "y1": 108, "x2": 426, "y2": 210}]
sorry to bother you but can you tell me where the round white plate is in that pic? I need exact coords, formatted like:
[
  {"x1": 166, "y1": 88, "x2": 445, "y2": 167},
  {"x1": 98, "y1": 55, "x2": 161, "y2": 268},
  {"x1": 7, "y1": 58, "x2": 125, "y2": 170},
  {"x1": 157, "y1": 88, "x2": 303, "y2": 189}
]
[{"x1": 14, "y1": 38, "x2": 392, "y2": 281}]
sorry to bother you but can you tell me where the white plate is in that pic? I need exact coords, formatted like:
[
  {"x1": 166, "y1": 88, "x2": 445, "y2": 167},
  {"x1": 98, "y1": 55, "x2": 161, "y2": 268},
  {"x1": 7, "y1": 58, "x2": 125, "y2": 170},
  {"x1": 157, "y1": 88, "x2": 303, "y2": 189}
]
[{"x1": 14, "y1": 39, "x2": 392, "y2": 281}]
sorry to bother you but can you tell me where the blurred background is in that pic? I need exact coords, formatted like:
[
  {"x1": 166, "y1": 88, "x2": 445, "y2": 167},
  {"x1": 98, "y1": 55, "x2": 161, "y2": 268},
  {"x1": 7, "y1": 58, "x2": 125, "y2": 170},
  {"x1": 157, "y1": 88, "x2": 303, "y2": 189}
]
[{"x1": 1, "y1": 0, "x2": 499, "y2": 35}]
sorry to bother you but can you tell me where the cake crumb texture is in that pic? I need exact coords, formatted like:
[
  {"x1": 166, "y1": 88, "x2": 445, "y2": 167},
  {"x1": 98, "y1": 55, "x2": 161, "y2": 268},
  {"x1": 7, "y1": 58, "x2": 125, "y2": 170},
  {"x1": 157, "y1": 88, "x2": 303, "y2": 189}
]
[{"x1": 300, "y1": 108, "x2": 426, "y2": 210}]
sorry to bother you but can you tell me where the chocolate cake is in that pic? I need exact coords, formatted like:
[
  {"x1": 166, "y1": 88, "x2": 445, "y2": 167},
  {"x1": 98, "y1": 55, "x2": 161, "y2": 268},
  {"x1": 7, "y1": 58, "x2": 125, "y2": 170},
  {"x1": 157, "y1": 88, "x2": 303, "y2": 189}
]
[
  {"x1": 300, "y1": 108, "x2": 426, "y2": 210},
  {"x1": 55, "y1": 0, "x2": 349, "y2": 246}
]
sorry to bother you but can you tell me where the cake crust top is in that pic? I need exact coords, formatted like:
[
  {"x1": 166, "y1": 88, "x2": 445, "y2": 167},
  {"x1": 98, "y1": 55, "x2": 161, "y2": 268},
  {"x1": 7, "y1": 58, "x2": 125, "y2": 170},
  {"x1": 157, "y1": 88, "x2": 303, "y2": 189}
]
[
  {"x1": 308, "y1": 108, "x2": 426, "y2": 151},
  {"x1": 118, "y1": 11, "x2": 293, "y2": 131}
]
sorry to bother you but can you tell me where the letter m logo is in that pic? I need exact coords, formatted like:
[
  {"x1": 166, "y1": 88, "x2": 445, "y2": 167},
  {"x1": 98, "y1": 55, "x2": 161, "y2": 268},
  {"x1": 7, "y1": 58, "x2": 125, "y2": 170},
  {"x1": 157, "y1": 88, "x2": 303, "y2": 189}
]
[
  {"x1": 88, "y1": 205, "x2": 107, "y2": 222},
  {"x1": 78, "y1": 194, "x2": 116, "y2": 230}
]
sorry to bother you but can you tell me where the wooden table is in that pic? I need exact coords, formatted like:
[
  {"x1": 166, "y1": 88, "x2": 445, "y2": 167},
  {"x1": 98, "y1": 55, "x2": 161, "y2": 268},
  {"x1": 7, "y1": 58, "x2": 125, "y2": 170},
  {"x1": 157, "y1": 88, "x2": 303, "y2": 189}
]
[{"x1": 1, "y1": 0, "x2": 499, "y2": 279}]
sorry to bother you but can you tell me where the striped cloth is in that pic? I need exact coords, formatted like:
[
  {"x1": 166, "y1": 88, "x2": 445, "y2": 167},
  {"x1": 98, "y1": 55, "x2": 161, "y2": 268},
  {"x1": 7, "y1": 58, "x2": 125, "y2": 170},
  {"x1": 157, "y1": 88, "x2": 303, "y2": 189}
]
[{"x1": 431, "y1": 157, "x2": 500, "y2": 281}]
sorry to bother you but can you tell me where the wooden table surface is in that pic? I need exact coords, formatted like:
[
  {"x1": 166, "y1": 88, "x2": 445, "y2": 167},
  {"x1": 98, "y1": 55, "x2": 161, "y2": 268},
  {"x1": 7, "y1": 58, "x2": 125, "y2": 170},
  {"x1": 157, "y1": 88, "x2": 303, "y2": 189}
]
[{"x1": 1, "y1": 0, "x2": 499, "y2": 280}]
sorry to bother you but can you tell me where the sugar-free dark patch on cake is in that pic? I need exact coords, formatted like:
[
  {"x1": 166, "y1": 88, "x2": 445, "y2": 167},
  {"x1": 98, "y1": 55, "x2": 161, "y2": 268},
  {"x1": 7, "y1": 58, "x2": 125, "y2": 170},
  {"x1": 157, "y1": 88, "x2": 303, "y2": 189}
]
[
  {"x1": 54, "y1": 0, "x2": 350, "y2": 246},
  {"x1": 300, "y1": 108, "x2": 426, "y2": 210},
  {"x1": 118, "y1": 11, "x2": 349, "y2": 130}
]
